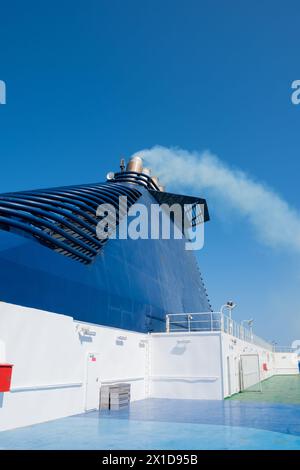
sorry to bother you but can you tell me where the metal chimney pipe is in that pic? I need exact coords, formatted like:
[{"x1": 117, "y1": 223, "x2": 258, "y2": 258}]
[{"x1": 126, "y1": 156, "x2": 143, "y2": 173}]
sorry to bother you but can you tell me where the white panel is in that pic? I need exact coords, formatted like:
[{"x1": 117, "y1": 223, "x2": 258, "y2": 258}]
[
  {"x1": 149, "y1": 332, "x2": 223, "y2": 400},
  {"x1": 274, "y1": 352, "x2": 299, "y2": 375}
]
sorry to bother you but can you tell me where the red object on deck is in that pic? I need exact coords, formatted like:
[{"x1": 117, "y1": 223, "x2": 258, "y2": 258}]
[
  {"x1": 0, "y1": 364, "x2": 13, "y2": 392},
  {"x1": 262, "y1": 363, "x2": 268, "y2": 371}
]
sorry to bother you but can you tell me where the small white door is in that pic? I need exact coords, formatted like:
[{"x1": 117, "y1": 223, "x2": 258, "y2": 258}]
[{"x1": 85, "y1": 352, "x2": 100, "y2": 411}]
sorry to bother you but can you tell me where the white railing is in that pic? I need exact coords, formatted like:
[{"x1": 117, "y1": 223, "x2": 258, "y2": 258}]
[
  {"x1": 166, "y1": 312, "x2": 273, "y2": 351},
  {"x1": 274, "y1": 346, "x2": 298, "y2": 353}
]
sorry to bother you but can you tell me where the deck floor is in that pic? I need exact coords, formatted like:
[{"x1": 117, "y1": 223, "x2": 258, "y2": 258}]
[
  {"x1": 228, "y1": 375, "x2": 300, "y2": 404},
  {"x1": 1, "y1": 392, "x2": 300, "y2": 449}
]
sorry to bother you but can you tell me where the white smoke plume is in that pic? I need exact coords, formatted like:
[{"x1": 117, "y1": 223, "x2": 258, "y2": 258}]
[{"x1": 132, "y1": 145, "x2": 300, "y2": 253}]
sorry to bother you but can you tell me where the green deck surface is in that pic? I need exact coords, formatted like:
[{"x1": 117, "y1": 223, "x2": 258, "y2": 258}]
[{"x1": 227, "y1": 375, "x2": 300, "y2": 404}]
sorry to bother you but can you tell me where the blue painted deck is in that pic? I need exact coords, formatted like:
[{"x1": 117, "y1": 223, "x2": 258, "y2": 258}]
[{"x1": 1, "y1": 398, "x2": 300, "y2": 450}]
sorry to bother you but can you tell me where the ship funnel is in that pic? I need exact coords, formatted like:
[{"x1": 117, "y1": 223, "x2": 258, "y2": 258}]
[{"x1": 126, "y1": 156, "x2": 143, "y2": 173}]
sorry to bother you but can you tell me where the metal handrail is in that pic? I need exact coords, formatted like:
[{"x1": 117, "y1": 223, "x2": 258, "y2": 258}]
[
  {"x1": 274, "y1": 346, "x2": 298, "y2": 353},
  {"x1": 166, "y1": 312, "x2": 273, "y2": 351}
]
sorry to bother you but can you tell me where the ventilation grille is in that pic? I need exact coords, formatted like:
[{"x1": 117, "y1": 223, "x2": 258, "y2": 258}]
[
  {"x1": 0, "y1": 182, "x2": 141, "y2": 264},
  {"x1": 149, "y1": 190, "x2": 209, "y2": 231}
]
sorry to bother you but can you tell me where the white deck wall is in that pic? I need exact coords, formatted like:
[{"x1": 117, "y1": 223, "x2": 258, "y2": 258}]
[
  {"x1": 274, "y1": 352, "x2": 299, "y2": 375},
  {"x1": 0, "y1": 302, "x2": 147, "y2": 431},
  {"x1": 0, "y1": 302, "x2": 298, "y2": 431},
  {"x1": 149, "y1": 332, "x2": 224, "y2": 400},
  {"x1": 149, "y1": 331, "x2": 279, "y2": 400}
]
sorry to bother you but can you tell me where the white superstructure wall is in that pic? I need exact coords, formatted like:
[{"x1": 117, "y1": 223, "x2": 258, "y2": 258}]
[{"x1": 0, "y1": 301, "x2": 298, "y2": 431}]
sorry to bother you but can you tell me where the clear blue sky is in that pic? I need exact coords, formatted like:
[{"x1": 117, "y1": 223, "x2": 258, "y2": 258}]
[{"x1": 0, "y1": 0, "x2": 299, "y2": 344}]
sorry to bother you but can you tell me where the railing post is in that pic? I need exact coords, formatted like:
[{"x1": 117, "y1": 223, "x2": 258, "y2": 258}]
[
  {"x1": 229, "y1": 318, "x2": 233, "y2": 335},
  {"x1": 187, "y1": 314, "x2": 191, "y2": 332},
  {"x1": 166, "y1": 314, "x2": 170, "y2": 333}
]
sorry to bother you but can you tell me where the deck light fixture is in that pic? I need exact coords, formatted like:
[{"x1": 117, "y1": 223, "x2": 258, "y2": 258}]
[
  {"x1": 76, "y1": 325, "x2": 96, "y2": 337},
  {"x1": 220, "y1": 301, "x2": 237, "y2": 319}
]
